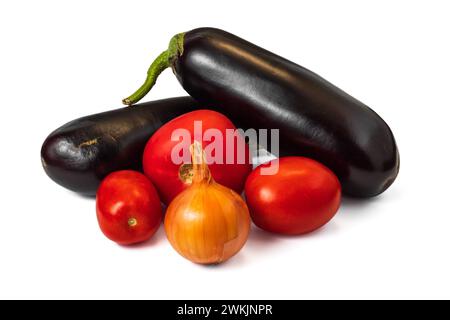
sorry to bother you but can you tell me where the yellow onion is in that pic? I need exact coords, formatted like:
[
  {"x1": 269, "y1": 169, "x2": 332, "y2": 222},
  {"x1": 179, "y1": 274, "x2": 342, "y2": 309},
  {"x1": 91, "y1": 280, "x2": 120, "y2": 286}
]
[{"x1": 165, "y1": 141, "x2": 251, "y2": 264}]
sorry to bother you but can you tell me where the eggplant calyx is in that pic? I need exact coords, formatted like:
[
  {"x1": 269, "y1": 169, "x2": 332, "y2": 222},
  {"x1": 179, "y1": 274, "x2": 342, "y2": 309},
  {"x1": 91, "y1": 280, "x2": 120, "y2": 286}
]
[{"x1": 122, "y1": 32, "x2": 185, "y2": 106}]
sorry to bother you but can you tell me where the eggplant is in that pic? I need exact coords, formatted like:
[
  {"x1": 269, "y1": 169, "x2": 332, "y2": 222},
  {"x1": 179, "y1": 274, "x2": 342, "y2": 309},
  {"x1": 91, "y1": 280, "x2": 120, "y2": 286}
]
[
  {"x1": 41, "y1": 97, "x2": 200, "y2": 196},
  {"x1": 123, "y1": 27, "x2": 399, "y2": 197}
]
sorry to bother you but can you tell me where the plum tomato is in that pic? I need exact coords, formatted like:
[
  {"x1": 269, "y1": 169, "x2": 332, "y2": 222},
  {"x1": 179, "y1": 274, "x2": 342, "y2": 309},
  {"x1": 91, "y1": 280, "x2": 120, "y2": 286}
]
[
  {"x1": 245, "y1": 157, "x2": 341, "y2": 235},
  {"x1": 143, "y1": 110, "x2": 252, "y2": 204},
  {"x1": 96, "y1": 170, "x2": 162, "y2": 245}
]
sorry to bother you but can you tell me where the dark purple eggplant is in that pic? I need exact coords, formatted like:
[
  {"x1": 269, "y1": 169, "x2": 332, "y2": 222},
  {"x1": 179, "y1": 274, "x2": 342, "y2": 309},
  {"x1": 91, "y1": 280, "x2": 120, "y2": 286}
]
[
  {"x1": 122, "y1": 27, "x2": 399, "y2": 198},
  {"x1": 41, "y1": 97, "x2": 199, "y2": 196}
]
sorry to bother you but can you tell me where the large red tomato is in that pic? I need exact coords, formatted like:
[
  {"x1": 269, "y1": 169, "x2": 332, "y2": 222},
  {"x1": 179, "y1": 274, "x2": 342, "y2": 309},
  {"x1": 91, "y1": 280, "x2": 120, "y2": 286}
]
[
  {"x1": 143, "y1": 110, "x2": 252, "y2": 204},
  {"x1": 245, "y1": 157, "x2": 341, "y2": 235},
  {"x1": 96, "y1": 170, "x2": 162, "y2": 245}
]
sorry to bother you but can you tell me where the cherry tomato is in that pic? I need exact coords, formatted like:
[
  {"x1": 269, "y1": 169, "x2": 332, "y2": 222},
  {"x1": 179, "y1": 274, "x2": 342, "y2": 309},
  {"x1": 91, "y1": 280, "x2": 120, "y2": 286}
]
[
  {"x1": 245, "y1": 157, "x2": 341, "y2": 235},
  {"x1": 96, "y1": 170, "x2": 162, "y2": 245},
  {"x1": 143, "y1": 110, "x2": 252, "y2": 204}
]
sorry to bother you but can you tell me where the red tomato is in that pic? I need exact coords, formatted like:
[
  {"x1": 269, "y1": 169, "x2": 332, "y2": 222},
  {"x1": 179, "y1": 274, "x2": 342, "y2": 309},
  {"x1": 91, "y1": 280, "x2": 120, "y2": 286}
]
[
  {"x1": 245, "y1": 157, "x2": 341, "y2": 235},
  {"x1": 96, "y1": 170, "x2": 162, "y2": 245},
  {"x1": 143, "y1": 110, "x2": 252, "y2": 204}
]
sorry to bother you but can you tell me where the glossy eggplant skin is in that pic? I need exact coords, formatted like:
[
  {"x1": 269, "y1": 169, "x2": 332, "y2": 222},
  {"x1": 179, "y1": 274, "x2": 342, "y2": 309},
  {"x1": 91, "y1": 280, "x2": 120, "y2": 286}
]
[
  {"x1": 172, "y1": 28, "x2": 399, "y2": 197},
  {"x1": 41, "y1": 97, "x2": 199, "y2": 196}
]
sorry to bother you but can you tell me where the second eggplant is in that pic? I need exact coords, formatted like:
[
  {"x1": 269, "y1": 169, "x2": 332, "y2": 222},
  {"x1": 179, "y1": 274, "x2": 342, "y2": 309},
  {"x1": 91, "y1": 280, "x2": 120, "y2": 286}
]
[
  {"x1": 41, "y1": 97, "x2": 200, "y2": 195},
  {"x1": 123, "y1": 27, "x2": 399, "y2": 197}
]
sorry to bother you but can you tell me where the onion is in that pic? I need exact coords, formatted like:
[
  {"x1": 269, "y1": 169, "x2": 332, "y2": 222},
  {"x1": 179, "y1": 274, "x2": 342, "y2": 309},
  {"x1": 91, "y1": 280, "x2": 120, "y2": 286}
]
[{"x1": 164, "y1": 141, "x2": 251, "y2": 264}]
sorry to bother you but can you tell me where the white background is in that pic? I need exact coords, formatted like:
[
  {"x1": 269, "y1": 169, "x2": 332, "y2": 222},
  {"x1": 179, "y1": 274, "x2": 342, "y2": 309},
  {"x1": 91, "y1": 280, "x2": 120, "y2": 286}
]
[{"x1": 1, "y1": 0, "x2": 449, "y2": 300}]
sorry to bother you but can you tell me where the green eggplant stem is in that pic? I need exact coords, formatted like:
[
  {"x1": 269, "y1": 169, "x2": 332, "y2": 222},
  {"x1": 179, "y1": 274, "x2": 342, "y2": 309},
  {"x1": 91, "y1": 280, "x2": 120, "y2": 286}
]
[{"x1": 122, "y1": 32, "x2": 185, "y2": 106}]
